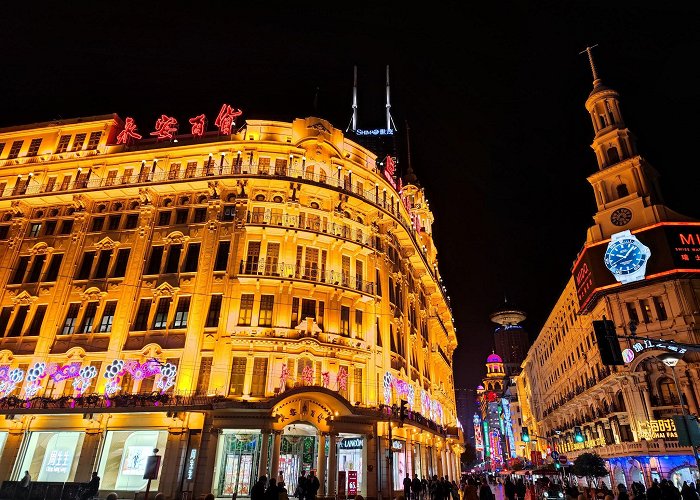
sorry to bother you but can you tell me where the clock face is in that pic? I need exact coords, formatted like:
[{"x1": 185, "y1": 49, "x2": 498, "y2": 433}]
[
  {"x1": 604, "y1": 239, "x2": 647, "y2": 275},
  {"x1": 611, "y1": 208, "x2": 633, "y2": 226}
]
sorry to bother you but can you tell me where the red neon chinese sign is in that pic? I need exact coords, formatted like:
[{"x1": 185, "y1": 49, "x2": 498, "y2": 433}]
[
  {"x1": 189, "y1": 114, "x2": 206, "y2": 138},
  {"x1": 215, "y1": 103, "x2": 242, "y2": 135},
  {"x1": 116, "y1": 117, "x2": 142, "y2": 145},
  {"x1": 383, "y1": 155, "x2": 397, "y2": 189},
  {"x1": 150, "y1": 114, "x2": 179, "y2": 140}
]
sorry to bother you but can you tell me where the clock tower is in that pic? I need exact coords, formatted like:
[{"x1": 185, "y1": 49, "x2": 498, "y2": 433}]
[{"x1": 582, "y1": 47, "x2": 693, "y2": 244}]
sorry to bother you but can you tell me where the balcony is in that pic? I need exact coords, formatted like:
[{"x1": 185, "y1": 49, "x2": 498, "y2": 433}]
[{"x1": 238, "y1": 259, "x2": 375, "y2": 296}]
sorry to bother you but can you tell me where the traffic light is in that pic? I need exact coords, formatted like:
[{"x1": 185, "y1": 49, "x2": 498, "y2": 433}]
[
  {"x1": 593, "y1": 319, "x2": 624, "y2": 365},
  {"x1": 574, "y1": 426, "x2": 585, "y2": 443},
  {"x1": 399, "y1": 400, "x2": 408, "y2": 421},
  {"x1": 522, "y1": 427, "x2": 530, "y2": 442}
]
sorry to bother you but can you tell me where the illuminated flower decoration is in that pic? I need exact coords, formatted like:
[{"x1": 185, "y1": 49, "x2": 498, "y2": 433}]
[
  {"x1": 322, "y1": 371, "x2": 330, "y2": 388},
  {"x1": 156, "y1": 363, "x2": 178, "y2": 393},
  {"x1": 160, "y1": 363, "x2": 177, "y2": 379},
  {"x1": 9, "y1": 368, "x2": 25, "y2": 384},
  {"x1": 0, "y1": 366, "x2": 10, "y2": 380},
  {"x1": 279, "y1": 364, "x2": 289, "y2": 389},
  {"x1": 383, "y1": 371, "x2": 393, "y2": 405},
  {"x1": 302, "y1": 365, "x2": 314, "y2": 386},
  {"x1": 26, "y1": 362, "x2": 46, "y2": 383},
  {"x1": 73, "y1": 365, "x2": 98, "y2": 396},
  {"x1": 80, "y1": 365, "x2": 98, "y2": 380},
  {"x1": 104, "y1": 359, "x2": 124, "y2": 379},
  {"x1": 337, "y1": 367, "x2": 348, "y2": 392}
]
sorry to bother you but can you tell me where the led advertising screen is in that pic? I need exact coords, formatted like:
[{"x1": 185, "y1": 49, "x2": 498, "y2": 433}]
[{"x1": 573, "y1": 223, "x2": 700, "y2": 312}]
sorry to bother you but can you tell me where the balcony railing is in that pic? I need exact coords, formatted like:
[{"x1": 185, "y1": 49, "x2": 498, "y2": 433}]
[
  {"x1": 238, "y1": 259, "x2": 375, "y2": 295},
  {"x1": 246, "y1": 212, "x2": 372, "y2": 246}
]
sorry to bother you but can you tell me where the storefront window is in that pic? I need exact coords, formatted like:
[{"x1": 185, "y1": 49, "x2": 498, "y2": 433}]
[
  {"x1": 97, "y1": 430, "x2": 168, "y2": 492},
  {"x1": 214, "y1": 431, "x2": 264, "y2": 498},
  {"x1": 338, "y1": 436, "x2": 363, "y2": 495},
  {"x1": 391, "y1": 439, "x2": 406, "y2": 488},
  {"x1": 18, "y1": 431, "x2": 84, "y2": 482}
]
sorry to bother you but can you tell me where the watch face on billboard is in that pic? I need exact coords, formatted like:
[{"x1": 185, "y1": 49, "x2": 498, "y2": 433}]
[{"x1": 603, "y1": 231, "x2": 651, "y2": 284}]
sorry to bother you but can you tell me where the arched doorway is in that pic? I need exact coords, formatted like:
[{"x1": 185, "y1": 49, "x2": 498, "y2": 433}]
[
  {"x1": 613, "y1": 465, "x2": 626, "y2": 488},
  {"x1": 279, "y1": 422, "x2": 319, "y2": 495},
  {"x1": 629, "y1": 463, "x2": 643, "y2": 486}
]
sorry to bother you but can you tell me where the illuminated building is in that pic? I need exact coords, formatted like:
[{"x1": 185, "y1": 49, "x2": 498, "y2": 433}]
[
  {"x1": 0, "y1": 108, "x2": 462, "y2": 498},
  {"x1": 517, "y1": 49, "x2": 700, "y2": 488},
  {"x1": 491, "y1": 300, "x2": 530, "y2": 378}
]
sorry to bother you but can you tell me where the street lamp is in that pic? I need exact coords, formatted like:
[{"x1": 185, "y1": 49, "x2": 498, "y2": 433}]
[{"x1": 658, "y1": 353, "x2": 700, "y2": 475}]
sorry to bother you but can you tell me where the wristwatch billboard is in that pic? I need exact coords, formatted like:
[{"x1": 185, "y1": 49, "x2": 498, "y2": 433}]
[{"x1": 603, "y1": 230, "x2": 651, "y2": 284}]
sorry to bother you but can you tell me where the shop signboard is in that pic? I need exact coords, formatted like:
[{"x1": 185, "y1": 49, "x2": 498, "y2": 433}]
[
  {"x1": 186, "y1": 448, "x2": 197, "y2": 481},
  {"x1": 339, "y1": 438, "x2": 363, "y2": 450},
  {"x1": 348, "y1": 471, "x2": 358, "y2": 496}
]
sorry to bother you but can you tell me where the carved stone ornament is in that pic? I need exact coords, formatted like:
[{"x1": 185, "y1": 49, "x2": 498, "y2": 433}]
[
  {"x1": 94, "y1": 237, "x2": 119, "y2": 250},
  {"x1": 30, "y1": 242, "x2": 53, "y2": 255},
  {"x1": 80, "y1": 286, "x2": 107, "y2": 302},
  {"x1": 153, "y1": 281, "x2": 179, "y2": 298},
  {"x1": 309, "y1": 122, "x2": 330, "y2": 134},
  {"x1": 138, "y1": 188, "x2": 153, "y2": 205},
  {"x1": 163, "y1": 231, "x2": 189, "y2": 245},
  {"x1": 11, "y1": 290, "x2": 38, "y2": 306}
]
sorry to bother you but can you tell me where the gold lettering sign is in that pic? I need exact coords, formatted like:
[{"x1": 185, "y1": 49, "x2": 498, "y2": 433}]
[{"x1": 638, "y1": 419, "x2": 677, "y2": 440}]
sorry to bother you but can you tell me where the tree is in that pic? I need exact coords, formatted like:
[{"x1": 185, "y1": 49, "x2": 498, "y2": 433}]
[
  {"x1": 461, "y1": 442, "x2": 478, "y2": 469},
  {"x1": 572, "y1": 452, "x2": 609, "y2": 487}
]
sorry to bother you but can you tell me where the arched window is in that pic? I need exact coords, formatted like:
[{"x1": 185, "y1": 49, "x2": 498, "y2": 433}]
[
  {"x1": 616, "y1": 183, "x2": 629, "y2": 197},
  {"x1": 658, "y1": 377, "x2": 677, "y2": 405},
  {"x1": 616, "y1": 391, "x2": 626, "y2": 411},
  {"x1": 607, "y1": 147, "x2": 620, "y2": 164}
]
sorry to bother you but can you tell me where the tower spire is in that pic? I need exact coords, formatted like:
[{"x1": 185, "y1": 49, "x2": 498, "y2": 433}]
[
  {"x1": 579, "y1": 44, "x2": 600, "y2": 85},
  {"x1": 385, "y1": 65, "x2": 397, "y2": 131},
  {"x1": 346, "y1": 65, "x2": 358, "y2": 132},
  {"x1": 403, "y1": 119, "x2": 418, "y2": 185}
]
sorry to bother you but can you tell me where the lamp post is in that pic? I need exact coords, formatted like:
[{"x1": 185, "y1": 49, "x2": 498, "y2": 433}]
[{"x1": 659, "y1": 354, "x2": 700, "y2": 475}]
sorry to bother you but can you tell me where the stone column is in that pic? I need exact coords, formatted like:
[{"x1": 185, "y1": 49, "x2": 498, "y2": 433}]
[
  {"x1": 270, "y1": 431, "x2": 282, "y2": 479},
  {"x1": 327, "y1": 434, "x2": 338, "y2": 498},
  {"x1": 421, "y1": 444, "x2": 429, "y2": 478},
  {"x1": 193, "y1": 420, "x2": 220, "y2": 500},
  {"x1": 317, "y1": 432, "x2": 327, "y2": 496},
  {"x1": 258, "y1": 431, "x2": 271, "y2": 479},
  {"x1": 641, "y1": 388, "x2": 653, "y2": 420},
  {"x1": 0, "y1": 430, "x2": 25, "y2": 480},
  {"x1": 159, "y1": 428, "x2": 190, "y2": 500},
  {"x1": 441, "y1": 447, "x2": 447, "y2": 478},
  {"x1": 683, "y1": 383, "x2": 699, "y2": 415},
  {"x1": 406, "y1": 436, "x2": 413, "y2": 476},
  {"x1": 74, "y1": 429, "x2": 103, "y2": 482}
]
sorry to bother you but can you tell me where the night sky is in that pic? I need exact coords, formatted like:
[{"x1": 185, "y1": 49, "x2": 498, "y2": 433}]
[{"x1": 2, "y1": 3, "x2": 700, "y2": 402}]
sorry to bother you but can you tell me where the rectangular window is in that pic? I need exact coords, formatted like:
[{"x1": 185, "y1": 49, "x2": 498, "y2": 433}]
[
  {"x1": 626, "y1": 302, "x2": 640, "y2": 324},
  {"x1": 29, "y1": 223, "x2": 41, "y2": 237},
  {"x1": 251, "y1": 358, "x2": 268, "y2": 397},
  {"x1": 44, "y1": 253, "x2": 63, "y2": 282},
  {"x1": 258, "y1": 157, "x2": 270, "y2": 175},
  {"x1": 355, "y1": 309, "x2": 363, "y2": 338},
  {"x1": 0, "y1": 226, "x2": 9, "y2": 240},
  {"x1": 244, "y1": 241, "x2": 261, "y2": 274},
  {"x1": 206, "y1": 295, "x2": 222, "y2": 328},
  {"x1": 185, "y1": 161, "x2": 197, "y2": 178},
  {"x1": 8, "y1": 305, "x2": 29, "y2": 337},
  {"x1": 26, "y1": 254, "x2": 46, "y2": 283},
  {"x1": 152, "y1": 298, "x2": 171, "y2": 329},
  {"x1": 78, "y1": 302, "x2": 98, "y2": 334},
  {"x1": 112, "y1": 248, "x2": 130, "y2": 277},
  {"x1": 98, "y1": 301, "x2": 117, "y2": 333},
  {"x1": 376, "y1": 269, "x2": 382, "y2": 296},
  {"x1": 72, "y1": 133, "x2": 86, "y2": 151},
  {"x1": 27, "y1": 138, "x2": 42, "y2": 156},
  {"x1": 146, "y1": 246, "x2": 164, "y2": 274},
  {"x1": 8, "y1": 140, "x2": 23, "y2": 159},
  {"x1": 318, "y1": 301, "x2": 324, "y2": 329},
  {"x1": 193, "y1": 207, "x2": 207, "y2": 223},
  {"x1": 108, "y1": 214, "x2": 121, "y2": 230},
  {"x1": 77, "y1": 251, "x2": 95, "y2": 279},
  {"x1": 265, "y1": 242, "x2": 280, "y2": 275},
  {"x1": 0, "y1": 143, "x2": 4, "y2": 157},
  {"x1": 341, "y1": 305, "x2": 351, "y2": 336},
  {"x1": 165, "y1": 244, "x2": 182, "y2": 273},
  {"x1": 25, "y1": 305, "x2": 47, "y2": 336},
  {"x1": 182, "y1": 243, "x2": 200, "y2": 272},
  {"x1": 44, "y1": 177, "x2": 56, "y2": 192},
  {"x1": 301, "y1": 299, "x2": 316, "y2": 322},
  {"x1": 355, "y1": 260, "x2": 364, "y2": 290},
  {"x1": 222, "y1": 205, "x2": 236, "y2": 221},
  {"x1": 11, "y1": 256, "x2": 30, "y2": 284},
  {"x1": 86, "y1": 131, "x2": 102, "y2": 150},
  {"x1": 60, "y1": 219, "x2": 73, "y2": 234},
  {"x1": 653, "y1": 296, "x2": 668, "y2": 321},
  {"x1": 172, "y1": 296, "x2": 190, "y2": 328},
  {"x1": 132, "y1": 298, "x2": 152, "y2": 331},
  {"x1": 214, "y1": 241, "x2": 230, "y2": 271},
  {"x1": 0, "y1": 307, "x2": 12, "y2": 337},
  {"x1": 157, "y1": 211, "x2": 171, "y2": 226},
  {"x1": 354, "y1": 367, "x2": 363, "y2": 402},
  {"x1": 342, "y1": 255, "x2": 351, "y2": 287},
  {"x1": 93, "y1": 249, "x2": 112, "y2": 278},
  {"x1": 105, "y1": 170, "x2": 118, "y2": 187},
  {"x1": 238, "y1": 294, "x2": 254, "y2": 326},
  {"x1": 125, "y1": 213, "x2": 139, "y2": 229},
  {"x1": 59, "y1": 175, "x2": 72, "y2": 191},
  {"x1": 229, "y1": 357, "x2": 247, "y2": 395},
  {"x1": 258, "y1": 295, "x2": 274, "y2": 327},
  {"x1": 274, "y1": 158, "x2": 287, "y2": 176},
  {"x1": 168, "y1": 163, "x2": 181, "y2": 180},
  {"x1": 291, "y1": 297, "x2": 299, "y2": 327},
  {"x1": 91, "y1": 217, "x2": 104, "y2": 232},
  {"x1": 175, "y1": 208, "x2": 188, "y2": 224},
  {"x1": 55, "y1": 135, "x2": 71, "y2": 154},
  {"x1": 44, "y1": 220, "x2": 57, "y2": 235},
  {"x1": 639, "y1": 299, "x2": 652, "y2": 323},
  {"x1": 196, "y1": 358, "x2": 213, "y2": 395},
  {"x1": 304, "y1": 247, "x2": 319, "y2": 280},
  {"x1": 61, "y1": 303, "x2": 81, "y2": 334}
]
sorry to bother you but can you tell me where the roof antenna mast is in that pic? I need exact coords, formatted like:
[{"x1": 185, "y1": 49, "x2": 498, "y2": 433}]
[
  {"x1": 346, "y1": 65, "x2": 358, "y2": 132},
  {"x1": 578, "y1": 44, "x2": 600, "y2": 85},
  {"x1": 386, "y1": 65, "x2": 397, "y2": 131}
]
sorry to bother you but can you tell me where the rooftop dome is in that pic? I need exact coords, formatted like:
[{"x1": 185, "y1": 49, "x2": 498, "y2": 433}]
[{"x1": 486, "y1": 353, "x2": 502, "y2": 363}]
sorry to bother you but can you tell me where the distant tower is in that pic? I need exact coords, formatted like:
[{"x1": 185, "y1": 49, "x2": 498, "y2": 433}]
[{"x1": 490, "y1": 297, "x2": 529, "y2": 376}]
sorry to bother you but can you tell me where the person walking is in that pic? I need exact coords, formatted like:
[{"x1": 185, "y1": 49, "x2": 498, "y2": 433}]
[
  {"x1": 19, "y1": 471, "x2": 31, "y2": 500},
  {"x1": 413, "y1": 474, "x2": 423, "y2": 500},
  {"x1": 405, "y1": 474, "x2": 414, "y2": 500},
  {"x1": 504, "y1": 478, "x2": 516, "y2": 500},
  {"x1": 80, "y1": 471, "x2": 100, "y2": 500},
  {"x1": 252, "y1": 475, "x2": 268, "y2": 500},
  {"x1": 295, "y1": 471, "x2": 307, "y2": 499},
  {"x1": 266, "y1": 478, "x2": 279, "y2": 500},
  {"x1": 306, "y1": 470, "x2": 320, "y2": 500}
]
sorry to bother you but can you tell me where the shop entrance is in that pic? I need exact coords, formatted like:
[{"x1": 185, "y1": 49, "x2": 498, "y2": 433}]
[
  {"x1": 279, "y1": 423, "x2": 317, "y2": 494},
  {"x1": 217, "y1": 431, "x2": 262, "y2": 498}
]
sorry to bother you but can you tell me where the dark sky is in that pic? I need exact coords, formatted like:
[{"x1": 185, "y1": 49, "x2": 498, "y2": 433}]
[{"x1": 2, "y1": 3, "x2": 700, "y2": 399}]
